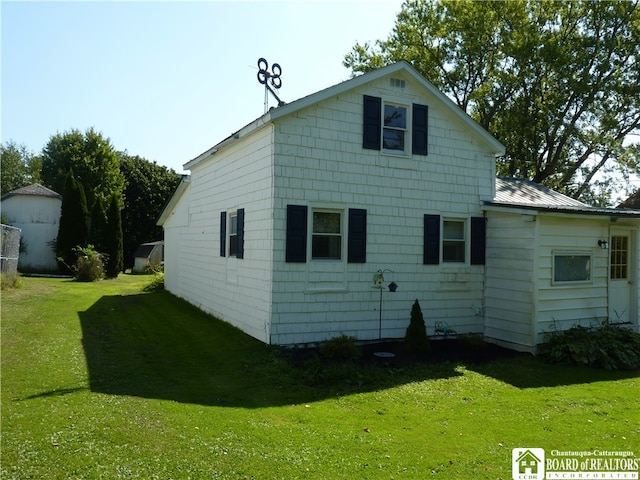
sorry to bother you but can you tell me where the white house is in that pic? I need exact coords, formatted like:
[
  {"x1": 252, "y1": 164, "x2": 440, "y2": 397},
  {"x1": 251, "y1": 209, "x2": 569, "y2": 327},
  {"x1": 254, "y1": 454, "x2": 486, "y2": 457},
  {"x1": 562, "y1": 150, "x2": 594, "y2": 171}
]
[
  {"x1": 159, "y1": 62, "x2": 640, "y2": 350},
  {"x1": 1, "y1": 184, "x2": 62, "y2": 273}
]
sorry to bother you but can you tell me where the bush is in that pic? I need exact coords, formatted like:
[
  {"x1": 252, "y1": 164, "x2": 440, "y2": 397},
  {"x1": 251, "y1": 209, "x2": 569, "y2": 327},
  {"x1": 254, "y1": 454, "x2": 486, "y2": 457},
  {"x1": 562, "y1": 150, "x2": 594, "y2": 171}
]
[
  {"x1": 320, "y1": 335, "x2": 362, "y2": 363},
  {"x1": 404, "y1": 299, "x2": 431, "y2": 354},
  {"x1": 142, "y1": 272, "x2": 165, "y2": 292},
  {"x1": 74, "y1": 245, "x2": 105, "y2": 282},
  {"x1": 538, "y1": 322, "x2": 640, "y2": 370}
]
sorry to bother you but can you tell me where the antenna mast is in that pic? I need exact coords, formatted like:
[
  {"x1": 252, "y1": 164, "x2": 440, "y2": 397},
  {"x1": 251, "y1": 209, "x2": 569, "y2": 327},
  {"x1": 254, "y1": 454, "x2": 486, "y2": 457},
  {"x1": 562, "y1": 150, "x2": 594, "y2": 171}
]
[{"x1": 257, "y1": 57, "x2": 285, "y2": 113}]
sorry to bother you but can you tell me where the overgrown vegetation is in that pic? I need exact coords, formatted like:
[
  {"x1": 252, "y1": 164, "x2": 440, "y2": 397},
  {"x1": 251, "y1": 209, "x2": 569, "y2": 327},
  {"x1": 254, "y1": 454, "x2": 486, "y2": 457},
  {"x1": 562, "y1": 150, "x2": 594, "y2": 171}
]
[
  {"x1": 73, "y1": 245, "x2": 105, "y2": 282},
  {"x1": 539, "y1": 322, "x2": 640, "y2": 370},
  {"x1": 319, "y1": 335, "x2": 361, "y2": 363}
]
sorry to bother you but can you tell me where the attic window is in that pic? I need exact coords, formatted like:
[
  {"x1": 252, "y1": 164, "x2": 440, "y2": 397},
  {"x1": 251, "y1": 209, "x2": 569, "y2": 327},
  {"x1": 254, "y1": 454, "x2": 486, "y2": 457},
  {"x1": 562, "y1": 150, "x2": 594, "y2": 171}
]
[
  {"x1": 363, "y1": 95, "x2": 428, "y2": 155},
  {"x1": 390, "y1": 78, "x2": 405, "y2": 89}
]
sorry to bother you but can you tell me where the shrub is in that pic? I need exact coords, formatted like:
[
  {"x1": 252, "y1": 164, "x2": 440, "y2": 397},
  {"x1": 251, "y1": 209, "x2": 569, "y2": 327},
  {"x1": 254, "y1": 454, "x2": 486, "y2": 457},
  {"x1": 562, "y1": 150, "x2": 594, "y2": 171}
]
[
  {"x1": 404, "y1": 299, "x2": 431, "y2": 354},
  {"x1": 320, "y1": 335, "x2": 362, "y2": 363},
  {"x1": 538, "y1": 322, "x2": 640, "y2": 370},
  {"x1": 142, "y1": 272, "x2": 165, "y2": 292},
  {"x1": 74, "y1": 245, "x2": 105, "y2": 282}
]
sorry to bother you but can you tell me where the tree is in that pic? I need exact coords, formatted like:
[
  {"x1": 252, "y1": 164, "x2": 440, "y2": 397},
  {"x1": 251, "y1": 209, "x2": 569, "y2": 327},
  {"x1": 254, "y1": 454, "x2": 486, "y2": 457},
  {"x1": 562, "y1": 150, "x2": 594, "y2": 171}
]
[
  {"x1": 405, "y1": 299, "x2": 431, "y2": 354},
  {"x1": 56, "y1": 169, "x2": 88, "y2": 273},
  {"x1": 1, "y1": 141, "x2": 42, "y2": 194},
  {"x1": 344, "y1": 0, "x2": 640, "y2": 205},
  {"x1": 41, "y1": 128, "x2": 125, "y2": 210},
  {"x1": 105, "y1": 193, "x2": 123, "y2": 278},
  {"x1": 89, "y1": 196, "x2": 108, "y2": 253},
  {"x1": 118, "y1": 153, "x2": 181, "y2": 269}
]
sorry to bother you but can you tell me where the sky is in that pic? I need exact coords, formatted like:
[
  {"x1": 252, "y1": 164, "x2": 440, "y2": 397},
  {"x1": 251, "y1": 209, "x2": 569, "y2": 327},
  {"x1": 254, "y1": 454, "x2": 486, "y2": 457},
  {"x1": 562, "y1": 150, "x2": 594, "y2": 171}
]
[{"x1": 2, "y1": 0, "x2": 405, "y2": 174}]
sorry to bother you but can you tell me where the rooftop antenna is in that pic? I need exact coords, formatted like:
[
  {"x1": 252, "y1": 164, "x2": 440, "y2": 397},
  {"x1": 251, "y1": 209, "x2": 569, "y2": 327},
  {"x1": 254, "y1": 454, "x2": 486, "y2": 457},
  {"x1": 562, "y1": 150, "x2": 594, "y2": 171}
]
[{"x1": 257, "y1": 57, "x2": 285, "y2": 113}]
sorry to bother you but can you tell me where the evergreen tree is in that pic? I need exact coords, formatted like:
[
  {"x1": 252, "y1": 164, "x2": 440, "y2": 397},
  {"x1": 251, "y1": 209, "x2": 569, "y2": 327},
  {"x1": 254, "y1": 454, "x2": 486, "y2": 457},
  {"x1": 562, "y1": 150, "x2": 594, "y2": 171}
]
[
  {"x1": 405, "y1": 299, "x2": 431, "y2": 354},
  {"x1": 89, "y1": 197, "x2": 108, "y2": 253},
  {"x1": 105, "y1": 193, "x2": 123, "y2": 278},
  {"x1": 56, "y1": 169, "x2": 88, "y2": 273}
]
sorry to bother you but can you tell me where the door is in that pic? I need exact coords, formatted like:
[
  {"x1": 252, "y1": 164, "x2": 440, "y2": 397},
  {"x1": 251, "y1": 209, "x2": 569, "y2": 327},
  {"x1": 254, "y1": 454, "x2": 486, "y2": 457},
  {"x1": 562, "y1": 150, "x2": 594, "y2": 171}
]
[{"x1": 609, "y1": 229, "x2": 634, "y2": 323}]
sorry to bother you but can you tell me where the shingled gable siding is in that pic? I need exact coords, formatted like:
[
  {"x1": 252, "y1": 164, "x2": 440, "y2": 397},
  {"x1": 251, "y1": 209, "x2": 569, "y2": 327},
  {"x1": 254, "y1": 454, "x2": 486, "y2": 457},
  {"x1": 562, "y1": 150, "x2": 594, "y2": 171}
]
[{"x1": 269, "y1": 76, "x2": 494, "y2": 345}]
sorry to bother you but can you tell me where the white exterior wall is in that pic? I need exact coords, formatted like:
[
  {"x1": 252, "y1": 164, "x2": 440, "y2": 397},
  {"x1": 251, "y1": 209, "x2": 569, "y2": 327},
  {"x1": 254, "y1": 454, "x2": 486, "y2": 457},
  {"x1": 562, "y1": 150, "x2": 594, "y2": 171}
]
[
  {"x1": 1, "y1": 195, "x2": 61, "y2": 272},
  {"x1": 484, "y1": 211, "x2": 537, "y2": 350},
  {"x1": 269, "y1": 73, "x2": 496, "y2": 345},
  {"x1": 484, "y1": 211, "x2": 640, "y2": 351},
  {"x1": 166, "y1": 126, "x2": 275, "y2": 343},
  {"x1": 535, "y1": 216, "x2": 617, "y2": 341},
  {"x1": 162, "y1": 183, "x2": 190, "y2": 294}
]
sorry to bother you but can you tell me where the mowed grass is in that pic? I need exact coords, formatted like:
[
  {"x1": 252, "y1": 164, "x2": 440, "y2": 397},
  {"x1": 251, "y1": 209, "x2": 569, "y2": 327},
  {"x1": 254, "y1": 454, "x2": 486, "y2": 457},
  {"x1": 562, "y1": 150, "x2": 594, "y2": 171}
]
[{"x1": 1, "y1": 276, "x2": 638, "y2": 479}]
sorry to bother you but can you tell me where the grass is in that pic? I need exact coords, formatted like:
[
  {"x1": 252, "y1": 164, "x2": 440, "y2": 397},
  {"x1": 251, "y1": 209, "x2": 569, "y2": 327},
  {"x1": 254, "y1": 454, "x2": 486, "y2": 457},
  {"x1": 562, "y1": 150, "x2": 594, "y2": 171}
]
[{"x1": 1, "y1": 276, "x2": 639, "y2": 479}]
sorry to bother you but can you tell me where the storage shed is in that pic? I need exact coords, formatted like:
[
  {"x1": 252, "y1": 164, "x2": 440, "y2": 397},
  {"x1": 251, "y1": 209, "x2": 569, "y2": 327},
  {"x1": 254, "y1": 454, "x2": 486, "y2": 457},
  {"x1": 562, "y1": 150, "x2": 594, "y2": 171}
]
[{"x1": 1, "y1": 184, "x2": 62, "y2": 273}]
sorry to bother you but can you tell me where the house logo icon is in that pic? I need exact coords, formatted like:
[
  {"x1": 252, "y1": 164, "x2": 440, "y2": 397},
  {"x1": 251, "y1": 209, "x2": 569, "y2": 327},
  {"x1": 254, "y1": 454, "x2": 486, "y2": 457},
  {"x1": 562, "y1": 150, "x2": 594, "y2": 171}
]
[{"x1": 512, "y1": 448, "x2": 545, "y2": 480}]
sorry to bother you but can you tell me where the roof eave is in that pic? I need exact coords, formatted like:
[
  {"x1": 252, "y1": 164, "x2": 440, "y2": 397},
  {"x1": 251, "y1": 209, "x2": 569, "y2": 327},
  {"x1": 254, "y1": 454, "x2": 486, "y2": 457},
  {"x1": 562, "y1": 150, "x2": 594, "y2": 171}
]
[{"x1": 157, "y1": 175, "x2": 191, "y2": 226}]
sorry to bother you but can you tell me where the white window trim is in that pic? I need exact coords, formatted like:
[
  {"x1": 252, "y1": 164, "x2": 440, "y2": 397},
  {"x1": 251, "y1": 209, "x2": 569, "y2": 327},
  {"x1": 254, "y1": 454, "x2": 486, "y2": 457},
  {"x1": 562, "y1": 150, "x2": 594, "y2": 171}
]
[
  {"x1": 228, "y1": 211, "x2": 238, "y2": 257},
  {"x1": 551, "y1": 250, "x2": 593, "y2": 285},
  {"x1": 381, "y1": 100, "x2": 411, "y2": 156},
  {"x1": 442, "y1": 217, "x2": 467, "y2": 264},
  {"x1": 308, "y1": 206, "x2": 346, "y2": 262}
]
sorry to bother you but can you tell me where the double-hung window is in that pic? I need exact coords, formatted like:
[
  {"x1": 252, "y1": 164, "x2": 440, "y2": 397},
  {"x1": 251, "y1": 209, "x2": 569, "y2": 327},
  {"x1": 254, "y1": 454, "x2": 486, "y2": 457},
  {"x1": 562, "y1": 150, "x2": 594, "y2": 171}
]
[
  {"x1": 424, "y1": 215, "x2": 486, "y2": 265},
  {"x1": 229, "y1": 213, "x2": 238, "y2": 257},
  {"x1": 363, "y1": 95, "x2": 428, "y2": 155},
  {"x1": 220, "y1": 208, "x2": 244, "y2": 259},
  {"x1": 442, "y1": 219, "x2": 466, "y2": 263},
  {"x1": 312, "y1": 211, "x2": 342, "y2": 260},
  {"x1": 383, "y1": 104, "x2": 407, "y2": 152},
  {"x1": 286, "y1": 205, "x2": 367, "y2": 263}
]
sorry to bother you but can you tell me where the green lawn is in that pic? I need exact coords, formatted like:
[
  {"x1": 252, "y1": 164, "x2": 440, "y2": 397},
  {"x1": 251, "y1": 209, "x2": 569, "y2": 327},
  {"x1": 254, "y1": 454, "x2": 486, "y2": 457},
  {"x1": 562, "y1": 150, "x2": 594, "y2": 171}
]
[{"x1": 1, "y1": 276, "x2": 638, "y2": 479}]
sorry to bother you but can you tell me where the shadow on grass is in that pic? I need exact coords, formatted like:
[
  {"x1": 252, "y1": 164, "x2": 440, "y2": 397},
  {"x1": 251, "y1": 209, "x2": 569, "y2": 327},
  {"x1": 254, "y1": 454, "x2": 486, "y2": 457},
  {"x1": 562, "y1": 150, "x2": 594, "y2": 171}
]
[
  {"x1": 79, "y1": 292, "x2": 461, "y2": 407},
  {"x1": 468, "y1": 355, "x2": 640, "y2": 389}
]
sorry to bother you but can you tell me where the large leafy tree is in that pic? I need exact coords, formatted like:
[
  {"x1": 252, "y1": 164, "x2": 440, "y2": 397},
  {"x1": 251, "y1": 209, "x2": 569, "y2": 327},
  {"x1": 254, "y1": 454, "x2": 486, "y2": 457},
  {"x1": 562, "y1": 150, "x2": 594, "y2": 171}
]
[
  {"x1": 41, "y1": 128, "x2": 125, "y2": 210},
  {"x1": 118, "y1": 153, "x2": 181, "y2": 269},
  {"x1": 1, "y1": 141, "x2": 42, "y2": 194},
  {"x1": 344, "y1": 0, "x2": 640, "y2": 205}
]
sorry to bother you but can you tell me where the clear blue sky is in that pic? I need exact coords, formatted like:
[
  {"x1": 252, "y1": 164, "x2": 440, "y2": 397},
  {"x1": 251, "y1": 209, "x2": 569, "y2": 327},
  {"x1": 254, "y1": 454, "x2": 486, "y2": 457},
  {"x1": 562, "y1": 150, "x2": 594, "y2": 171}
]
[{"x1": 2, "y1": 0, "x2": 404, "y2": 174}]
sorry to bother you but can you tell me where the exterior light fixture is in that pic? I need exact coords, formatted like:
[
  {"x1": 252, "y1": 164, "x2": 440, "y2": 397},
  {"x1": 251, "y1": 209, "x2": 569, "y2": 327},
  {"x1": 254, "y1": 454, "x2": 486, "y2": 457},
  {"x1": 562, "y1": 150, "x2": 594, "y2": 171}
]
[
  {"x1": 388, "y1": 281, "x2": 398, "y2": 292},
  {"x1": 598, "y1": 240, "x2": 609, "y2": 249}
]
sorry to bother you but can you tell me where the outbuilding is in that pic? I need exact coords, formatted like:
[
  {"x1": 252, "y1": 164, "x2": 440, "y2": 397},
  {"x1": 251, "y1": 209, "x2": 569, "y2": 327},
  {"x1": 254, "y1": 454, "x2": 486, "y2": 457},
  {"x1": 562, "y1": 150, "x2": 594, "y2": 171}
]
[{"x1": 1, "y1": 184, "x2": 62, "y2": 273}]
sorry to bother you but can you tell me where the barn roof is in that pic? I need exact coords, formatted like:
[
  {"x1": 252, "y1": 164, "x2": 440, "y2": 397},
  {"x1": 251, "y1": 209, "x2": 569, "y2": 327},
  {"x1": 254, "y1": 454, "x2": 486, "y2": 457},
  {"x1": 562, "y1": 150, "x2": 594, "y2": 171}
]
[{"x1": 1, "y1": 183, "x2": 62, "y2": 201}]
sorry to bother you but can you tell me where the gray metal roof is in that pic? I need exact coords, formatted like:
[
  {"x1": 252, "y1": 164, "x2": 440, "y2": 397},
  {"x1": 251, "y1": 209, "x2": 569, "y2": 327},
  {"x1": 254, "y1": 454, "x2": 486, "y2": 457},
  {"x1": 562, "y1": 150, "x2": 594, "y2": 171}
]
[
  {"x1": 493, "y1": 177, "x2": 586, "y2": 207},
  {"x1": 487, "y1": 177, "x2": 640, "y2": 218},
  {"x1": 1, "y1": 183, "x2": 62, "y2": 201}
]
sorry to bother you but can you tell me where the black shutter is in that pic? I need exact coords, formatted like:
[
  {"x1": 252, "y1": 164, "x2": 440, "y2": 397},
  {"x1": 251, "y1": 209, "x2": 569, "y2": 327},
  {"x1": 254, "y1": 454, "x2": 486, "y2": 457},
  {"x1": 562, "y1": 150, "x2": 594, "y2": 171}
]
[
  {"x1": 412, "y1": 103, "x2": 428, "y2": 155},
  {"x1": 286, "y1": 205, "x2": 308, "y2": 262},
  {"x1": 470, "y1": 216, "x2": 486, "y2": 265},
  {"x1": 347, "y1": 208, "x2": 367, "y2": 263},
  {"x1": 236, "y1": 208, "x2": 244, "y2": 259},
  {"x1": 363, "y1": 95, "x2": 381, "y2": 150},
  {"x1": 220, "y1": 211, "x2": 226, "y2": 257},
  {"x1": 424, "y1": 214, "x2": 440, "y2": 265}
]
